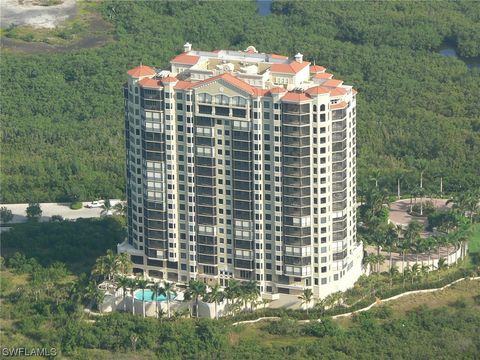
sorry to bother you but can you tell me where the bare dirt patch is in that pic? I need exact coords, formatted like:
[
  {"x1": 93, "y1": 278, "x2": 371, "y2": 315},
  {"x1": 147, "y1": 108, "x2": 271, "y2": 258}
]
[
  {"x1": 1, "y1": 0, "x2": 77, "y2": 29},
  {"x1": 0, "y1": 0, "x2": 114, "y2": 53}
]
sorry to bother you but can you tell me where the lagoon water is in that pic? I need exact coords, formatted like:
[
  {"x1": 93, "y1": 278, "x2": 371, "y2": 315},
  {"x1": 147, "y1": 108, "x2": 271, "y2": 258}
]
[
  {"x1": 438, "y1": 47, "x2": 480, "y2": 69},
  {"x1": 257, "y1": 0, "x2": 272, "y2": 16}
]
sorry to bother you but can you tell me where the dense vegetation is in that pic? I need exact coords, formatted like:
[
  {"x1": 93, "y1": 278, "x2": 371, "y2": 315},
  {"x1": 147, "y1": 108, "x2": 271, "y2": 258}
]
[
  {"x1": 1, "y1": 217, "x2": 125, "y2": 274},
  {"x1": 1, "y1": 1, "x2": 480, "y2": 202},
  {"x1": 1, "y1": 261, "x2": 479, "y2": 359}
]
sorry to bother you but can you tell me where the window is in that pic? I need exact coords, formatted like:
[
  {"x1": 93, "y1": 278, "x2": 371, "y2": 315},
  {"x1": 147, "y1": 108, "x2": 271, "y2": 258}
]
[
  {"x1": 198, "y1": 93, "x2": 212, "y2": 103},
  {"x1": 214, "y1": 94, "x2": 229, "y2": 105},
  {"x1": 232, "y1": 96, "x2": 246, "y2": 107}
]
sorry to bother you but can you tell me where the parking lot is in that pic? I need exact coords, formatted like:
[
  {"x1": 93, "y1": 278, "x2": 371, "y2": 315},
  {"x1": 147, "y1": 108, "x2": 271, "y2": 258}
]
[{"x1": 0, "y1": 200, "x2": 121, "y2": 224}]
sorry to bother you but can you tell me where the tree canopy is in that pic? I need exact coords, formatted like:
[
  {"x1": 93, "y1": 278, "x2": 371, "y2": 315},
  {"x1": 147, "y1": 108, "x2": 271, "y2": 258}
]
[{"x1": 1, "y1": 1, "x2": 479, "y2": 203}]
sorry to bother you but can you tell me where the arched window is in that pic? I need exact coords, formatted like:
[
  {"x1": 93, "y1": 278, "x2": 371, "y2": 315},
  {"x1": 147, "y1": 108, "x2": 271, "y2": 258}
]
[
  {"x1": 198, "y1": 93, "x2": 212, "y2": 103},
  {"x1": 320, "y1": 104, "x2": 325, "y2": 112},
  {"x1": 232, "y1": 96, "x2": 246, "y2": 107},
  {"x1": 313, "y1": 105, "x2": 317, "y2": 112},
  {"x1": 215, "y1": 94, "x2": 229, "y2": 105}
]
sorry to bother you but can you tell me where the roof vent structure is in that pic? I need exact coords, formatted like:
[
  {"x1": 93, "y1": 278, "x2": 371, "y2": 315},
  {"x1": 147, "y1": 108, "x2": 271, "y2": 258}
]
[{"x1": 294, "y1": 52, "x2": 303, "y2": 63}]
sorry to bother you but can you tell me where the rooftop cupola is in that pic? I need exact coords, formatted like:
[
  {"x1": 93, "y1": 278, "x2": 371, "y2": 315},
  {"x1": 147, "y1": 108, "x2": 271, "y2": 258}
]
[
  {"x1": 294, "y1": 52, "x2": 303, "y2": 63},
  {"x1": 184, "y1": 42, "x2": 192, "y2": 52}
]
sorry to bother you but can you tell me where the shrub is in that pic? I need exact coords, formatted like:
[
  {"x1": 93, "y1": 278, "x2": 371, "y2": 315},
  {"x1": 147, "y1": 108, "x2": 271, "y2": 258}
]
[
  {"x1": 70, "y1": 202, "x2": 83, "y2": 210},
  {"x1": 262, "y1": 317, "x2": 299, "y2": 336},
  {"x1": 450, "y1": 297, "x2": 467, "y2": 309},
  {"x1": 473, "y1": 295, "x2": 480, "y2": 305},
  {"x1": 302, "y1": 318, "x2": 340, "y2": 337},
  {"x1": 370, "y1": 305, "x2": 393, "y2": 319}
]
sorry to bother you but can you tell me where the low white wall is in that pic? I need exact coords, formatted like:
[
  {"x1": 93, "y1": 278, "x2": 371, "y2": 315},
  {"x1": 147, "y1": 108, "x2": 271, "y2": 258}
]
[{"x1": 379, "y1": 245, "x2": 465, "y2": 273}]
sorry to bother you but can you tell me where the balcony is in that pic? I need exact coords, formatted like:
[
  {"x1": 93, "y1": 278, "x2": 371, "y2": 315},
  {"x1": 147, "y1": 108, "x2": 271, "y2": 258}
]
[{"x1": 284, "y1": 265, "x2": 312, "y2": 277}]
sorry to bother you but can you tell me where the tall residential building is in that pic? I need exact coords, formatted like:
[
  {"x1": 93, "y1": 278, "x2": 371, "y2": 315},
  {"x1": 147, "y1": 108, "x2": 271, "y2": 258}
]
[{"x1": 119, "y1": 43, "x2": 362, "y2": 299}]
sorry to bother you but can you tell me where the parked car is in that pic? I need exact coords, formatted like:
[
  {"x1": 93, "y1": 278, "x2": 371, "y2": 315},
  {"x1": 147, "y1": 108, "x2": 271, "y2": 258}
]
[{"x1": 85, "y1": 200, "x2": 105, "y2": 208}]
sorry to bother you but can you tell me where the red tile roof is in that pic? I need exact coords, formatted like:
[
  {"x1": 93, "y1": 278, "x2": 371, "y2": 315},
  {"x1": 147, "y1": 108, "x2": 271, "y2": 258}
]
[
  {"x1": 330, "y1": 87, "x2": 348, "y2": 96},
  {"x1": 310, "y1": 65, "x2": 326, "y2": 73},
  {"x1": 161, "y1": 76, "x2": 178, "y2": 84},
  {"x1": 268, "y1": 87, "x2": 287, "y2": 94},
  {"x1": 174, "y1": 81, "x2": 195, "y2": 90},
  {"x1": 271, "y1": 61, "x2": 310, "y2": 74},
  {"x1": 252, "y1": 88, "x2": 269, "y2": 97},
  {"x1": 137, "y1": 77, "x2": 162, "y2": 88},
  {"x1": 352, "y1": 89, "x2": 358, "y2": 96},
  {"x1": 170, "y1": 53, "x2": 201, "y2": 65},
  {"x1": 314, "y1": 72, "x2": 333, "y2": 80},
  {"x1": 192, "y1": 73, "x2": 255, "y2": 95},
  {"x1": 281, "y1": 92, "x2": 311, "y2": 102},
  {"x1": 305, "y1": 86, "x2": 330, "y2": 96},
  {"x1": 322, "y1": 79, "x2": 344, "y2": 87},
  {"x1": 331, "y1": 101, "x2": 348, "y2": 109},
  {"x1": 270, "y1": 53, "x2": 289, "y2": 60},
  {"x1": 127, "y1": 65, "x2": 156, "y2": 78}
]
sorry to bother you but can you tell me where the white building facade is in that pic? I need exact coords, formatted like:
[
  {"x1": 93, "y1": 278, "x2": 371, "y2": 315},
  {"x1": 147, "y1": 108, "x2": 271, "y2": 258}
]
[{"x1": 120, "y1": 44, "x2": 362, "y2": 298}]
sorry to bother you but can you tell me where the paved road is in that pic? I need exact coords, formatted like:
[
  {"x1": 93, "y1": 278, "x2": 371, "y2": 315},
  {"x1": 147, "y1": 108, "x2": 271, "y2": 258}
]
[
  {"x1": 389, "y1": 198, "x2": 451, "y2": 227},
  {"x1": 0, "y1": 200, "x2": 121, "y2": 224}
]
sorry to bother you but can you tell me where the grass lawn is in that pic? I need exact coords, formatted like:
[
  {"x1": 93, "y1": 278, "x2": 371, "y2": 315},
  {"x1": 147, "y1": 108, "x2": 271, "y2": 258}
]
[{"x1": 468, "y1": 224, "x2": 480, "y2": 254}]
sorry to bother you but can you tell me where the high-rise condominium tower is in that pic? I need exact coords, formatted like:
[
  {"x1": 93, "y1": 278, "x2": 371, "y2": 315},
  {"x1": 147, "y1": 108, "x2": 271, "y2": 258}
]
[{"x1": 119, "y1": 43, "x2": 362, "y2": 299}]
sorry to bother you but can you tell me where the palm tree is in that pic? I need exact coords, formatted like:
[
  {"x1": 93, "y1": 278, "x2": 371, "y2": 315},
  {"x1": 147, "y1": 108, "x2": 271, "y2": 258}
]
[
  {"x1": 128, "y1": 278, "x2": 138, "y2": 315},
  {"x1": 370, "y1": 169, "x2": 381, "y2": 188},
  {"x1": 399, "y1": 239, "x2": 410, "y2": 276},
  {"x1": 261, "y1": 298, "x2": 271, "y2": 313},
  {"x1": 385, "y1": 225, "x2": 398, "y2": 271},
  {"x1": 363, "y1": 253, "x2": 376, "y2": 274},
  {"x1": 206, "y1": 284, "x2": 224, "y2": 319},
  {"x1": 420, "y1": 264, "x2": 430, "y2": 282},
  {"x1": 116, "y1": 276, "x2": 130, "y2": 312},
  {"x1": 447, "y1": 193, "x2": 469, "y2": 217},
  {"x1": 464, "y1": 190, "x2": 480, "y2": 223},
  {"x1": 402, "y1": 266, "x2": 411, "y2": 288},
  {"x1": 186, "y1": 279, "x2": 206, "y2": 317},
  {"x1": 315, "y1": 297, "x2": 328, "y2": 317},
  {"x1": 375, "y1": 254, "x2": 386, "y2": 274},
  {"x1": 411, "y1": 263, "x2": 420, "y2": 284},
  {"x1": 162, "y1": 281, "x2": 176, "y2": 319},
  {"x1": 183, "y1": 289, "x2": 192, "y2": 317},
  {"x1": 238, "y1": 284, "x2": 252, "y2": 312},
  {"x1": 116, "y1": 253, "x2": 132, "y2": 275},
  {"x1": 298, "y1": 288, "x2": 314, "y2": 315},
  {"x1": 415, "y1": 159, "x2": 428, "y2": 190},
  {"x1": 388, "y1": 266, "x2": 399, "y2": 287},
  {"x1": 224, "y1": 279, "x2": 240, "y2": 315},
  {"x1": 100, "y1": 199, "x2": 113, "y2": 216},
  {"x1": 244, "y1": 280, "x2": 260, "y2": 312},
  {"x1": 85, "y1": 281, "x2": 105, "y2": 311},
  {"x1": 136, "y1": 278, "x2": 150, "y2": 317},
  {"x1": 113, "y1": 201, "x2": 127, "y2": 216},
  {"x1": 92, "y1": 249, "x2": 119, "y2": 282},
  {"x1": 437, "y1": 257, "x2": 448, "y2": 281},
  {"x1": 149, "y1": 282, "x2": 163, "y2": 319},
  {"x1": 404, "y1": 221, "x2": 423, "y2": 265}
]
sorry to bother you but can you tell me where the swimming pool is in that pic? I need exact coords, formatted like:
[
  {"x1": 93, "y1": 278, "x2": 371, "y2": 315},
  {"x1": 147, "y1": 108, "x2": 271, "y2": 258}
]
[{"x1": 134, "y1": 289, "x2": 176, "y2": 302}]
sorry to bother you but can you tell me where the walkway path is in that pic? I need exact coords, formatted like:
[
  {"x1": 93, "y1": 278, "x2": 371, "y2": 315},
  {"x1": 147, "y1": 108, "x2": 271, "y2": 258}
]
[
  {"x1": 389, "y1": 198, "x2": 450, "y2": 227},
  {"x1": 232, "y1": 277, "x2": 479, "y2": 326}
]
